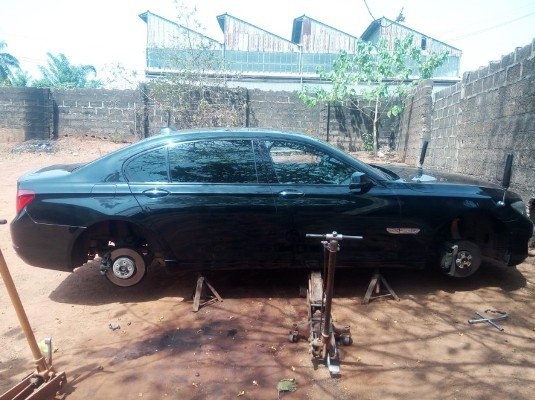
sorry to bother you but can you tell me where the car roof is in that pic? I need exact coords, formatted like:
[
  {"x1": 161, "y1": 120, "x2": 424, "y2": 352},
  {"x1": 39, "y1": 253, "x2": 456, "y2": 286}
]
[
  {"x1": 77, "y1": 128, "x2": 385, "y2": 182},
  {"x1": 143, "y1": 128, "x2": 321, "y2": 143},
  {"x1": 116, "y1": 128, "x2": 333, "y2": 156}
]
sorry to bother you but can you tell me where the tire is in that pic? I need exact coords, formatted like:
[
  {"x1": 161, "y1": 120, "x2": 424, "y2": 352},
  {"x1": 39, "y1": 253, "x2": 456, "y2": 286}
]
[
  {"x1": 441, "y1": 240, "x2": 481, "y2": 278},
  {"x1": 105, "y1": 248, "x2": 147, "y2": 287}
]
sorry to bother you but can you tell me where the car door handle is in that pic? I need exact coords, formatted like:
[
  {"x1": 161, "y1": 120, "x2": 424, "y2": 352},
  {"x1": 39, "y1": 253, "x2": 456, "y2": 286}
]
[
  {"x1": 142, "y1": 188, "x2": 170, "y2": 198},
  {"x1": 278, "y1": 189, "x2": 305, "y2": 198}
]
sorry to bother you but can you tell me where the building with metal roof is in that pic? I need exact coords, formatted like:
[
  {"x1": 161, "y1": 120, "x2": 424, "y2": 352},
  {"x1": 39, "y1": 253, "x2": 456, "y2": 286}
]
[
  {"x1": 361, "y1": 17, "x2": 462, "y2": 79},
  {"x1": 139, "y1": 11, "x2": 462, "y2": 90}
]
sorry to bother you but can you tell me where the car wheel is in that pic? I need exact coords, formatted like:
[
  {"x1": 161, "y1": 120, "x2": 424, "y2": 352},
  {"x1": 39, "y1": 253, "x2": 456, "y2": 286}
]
[
  {"x1": 105, "y1": 248, "x2": 146, "y2": 287},
  {"x1": 441, "y1": 240, "x2": 481, "y2": 278}
]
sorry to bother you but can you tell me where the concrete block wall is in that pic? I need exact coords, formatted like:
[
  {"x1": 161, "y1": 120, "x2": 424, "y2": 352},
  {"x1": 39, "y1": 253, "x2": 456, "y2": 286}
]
[
  {"x1": 52, "y1": 89, "x2": 144, "y2": 141},
  {"x1": 247, "y1": 90, "x2": 322, "y2": 136},
  {"x1": 397, "y1": 80, "x2": 434, "y2": 164},
  {"x1": 400, "y1": 39, "x2": 535, "y2": 206},
  {"x1": 0, "y1": 85, "x2": 396, "y2": 151},
  {"x1": 248, "y1": 90, "x2": 395, "y2": 151},
  {"x1": 0, "y1": 87, "x2": 53, "y2": 141},
  {"x1": 147, "y1": 86, "x2": 247, "y2": 136}
]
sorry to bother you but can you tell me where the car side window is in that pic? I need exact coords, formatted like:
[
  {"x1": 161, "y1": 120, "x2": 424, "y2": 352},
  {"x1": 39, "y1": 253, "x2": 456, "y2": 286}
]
[
  {"x1": 124, "y1": 147, "x2": 168, "y2": 182},
  {"x1": 266, "y1": 140, "x2": 355, "y2": 185},
  {"x1": 168, "y1": 139, "x2": 258, "y2": 184}
]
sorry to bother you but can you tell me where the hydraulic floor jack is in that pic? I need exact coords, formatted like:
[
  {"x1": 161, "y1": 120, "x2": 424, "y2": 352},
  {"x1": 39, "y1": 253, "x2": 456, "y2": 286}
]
[{"x1": 289, "y1": 232, "x2": 362, "y2": 376}]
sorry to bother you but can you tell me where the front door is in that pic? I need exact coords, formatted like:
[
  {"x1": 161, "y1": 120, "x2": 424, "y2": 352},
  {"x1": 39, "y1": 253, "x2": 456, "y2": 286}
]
[{"x1": 259, "y1": 139, "x2": 400, "y2": 268}]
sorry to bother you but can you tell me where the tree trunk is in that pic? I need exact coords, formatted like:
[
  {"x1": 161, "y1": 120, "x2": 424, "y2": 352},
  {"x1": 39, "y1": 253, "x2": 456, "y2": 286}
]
[{"x1": 373, "y1": 94, "x2": 379, "y2": 155}]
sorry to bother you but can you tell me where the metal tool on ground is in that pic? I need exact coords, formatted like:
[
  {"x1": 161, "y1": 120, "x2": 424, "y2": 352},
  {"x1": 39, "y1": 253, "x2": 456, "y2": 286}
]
[
  {"x1": 0, "y1": 219, "x2": 67, "y2": 400},
  {"x1": 468, "y1": 309, "x2": 508, "y2": 331},
  {"x1": 362, "y1": 268, "x2": 400, "y2": 304},
  {"x1": 191, "y1": 274, "x2": 223, "y2": 312},
  {"x1": 289, "y1": 231, "x2": 362, "y2": 376}
]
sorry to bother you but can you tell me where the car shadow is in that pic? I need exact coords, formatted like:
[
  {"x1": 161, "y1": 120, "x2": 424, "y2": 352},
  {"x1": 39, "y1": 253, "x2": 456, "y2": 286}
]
[{"x1": 49, "y1": 259, "x2": 527, "y2": 306}]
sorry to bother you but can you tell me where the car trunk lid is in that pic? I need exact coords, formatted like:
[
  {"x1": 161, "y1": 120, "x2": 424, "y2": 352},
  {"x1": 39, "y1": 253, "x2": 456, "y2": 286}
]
[{"x1": 17, "y1": 163, "x2": 86, "y2": 183}]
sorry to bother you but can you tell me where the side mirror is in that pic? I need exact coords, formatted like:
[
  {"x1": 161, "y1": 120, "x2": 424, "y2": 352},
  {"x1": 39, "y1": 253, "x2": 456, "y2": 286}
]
[{"x1": 349, "y1": 172, "x2": 373, "y2": 192}]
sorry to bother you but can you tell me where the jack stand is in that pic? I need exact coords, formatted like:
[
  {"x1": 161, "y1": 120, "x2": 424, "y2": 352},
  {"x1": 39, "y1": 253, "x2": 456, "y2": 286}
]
[
  {"x1": 289, "y1": 232, "x2": 361, "y2": 377},
  {"x1": 191, "y1": 274, "x2": 223, "y2": 312},
  {"x1": 0, "y1": 219, "x2": 67, "y2": 400},
  {"x1": 362, "y1": 269, "x2": 399, "y2": 304}
]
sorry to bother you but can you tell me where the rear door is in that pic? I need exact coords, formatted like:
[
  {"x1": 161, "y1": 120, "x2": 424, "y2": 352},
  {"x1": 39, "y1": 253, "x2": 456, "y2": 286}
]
[
  {"x1": 259, "y1": 139, "x2": 400, "y2": 267},
  {"x1": 125, "y1": 138, "x2": 277, "y2": 268}
]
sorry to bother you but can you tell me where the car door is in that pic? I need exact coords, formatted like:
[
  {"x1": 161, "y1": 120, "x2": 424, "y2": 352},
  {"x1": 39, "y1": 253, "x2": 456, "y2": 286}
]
[
  {"x1": 259, "y1": 139, "x2": 400, "y2": 267},
  {"x1": 125, "y1": 138, "x2": 277, "y2": 269}
]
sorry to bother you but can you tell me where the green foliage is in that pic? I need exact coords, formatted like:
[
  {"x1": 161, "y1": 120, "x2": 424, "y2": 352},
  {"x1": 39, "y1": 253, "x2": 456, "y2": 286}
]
[
  {"x1": 300, "y1": 35, "x2": 448, "y2": 154},
  {"x1": 0, "y1": 40, "x2": 20, "y2": 86},
  {"x1": 33, "y1": 53, "x2": 102, "y2": 88},
  {"x1": 10, "y1": 70, "x2": 32, "y2": 87}
]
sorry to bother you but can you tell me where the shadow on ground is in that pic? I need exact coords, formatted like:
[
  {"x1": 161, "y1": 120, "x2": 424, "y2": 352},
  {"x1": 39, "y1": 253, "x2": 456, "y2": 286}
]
[{"x1": 49, "y1": 260, "x2": 527, "y2": 306}]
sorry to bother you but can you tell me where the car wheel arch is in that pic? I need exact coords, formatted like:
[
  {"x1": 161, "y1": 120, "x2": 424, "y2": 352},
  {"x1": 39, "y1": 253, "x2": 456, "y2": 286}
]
[
  {"x1": 70, "y1": 219, "x2": 166, "y2": 269},
  {"x1": 433, "y1": 210, "x2": 508, "y2": 262}
]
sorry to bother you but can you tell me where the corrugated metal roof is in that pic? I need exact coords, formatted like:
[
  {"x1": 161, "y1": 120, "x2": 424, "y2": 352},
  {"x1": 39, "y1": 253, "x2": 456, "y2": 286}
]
[
  {"x1": 139, "y1": 11, "x2": 221, "y2": 45},
  {"x1": 216, "y1": 13, "x2": 297, "y2": 46},
  {"x1": 292, "y1": 15, "x2": 359, "y2": 44},
  {"x1": 361, "y1": 17, "x2": 462, "y2": 53},
  {"x1": 291, "y1": 14, "x2": 360, "y2": 53}
]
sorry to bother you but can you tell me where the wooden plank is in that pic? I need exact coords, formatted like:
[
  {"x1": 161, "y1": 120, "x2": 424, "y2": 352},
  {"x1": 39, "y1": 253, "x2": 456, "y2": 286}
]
[
  {"x1": 308, "y1": 271, "x2": 323, "y2": 304},
  {"x1": 0, "y1": 374, "x2": 33, "y2": 400},
  {"x1": 26, "y1": 372, "x2": 67, "y2": 400}
]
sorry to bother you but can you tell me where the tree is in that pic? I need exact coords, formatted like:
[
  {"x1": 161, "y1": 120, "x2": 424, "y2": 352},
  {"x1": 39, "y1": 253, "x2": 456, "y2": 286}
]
[
  {"x1": 10, "y1": 70, "x2": 32, "y2": 87},
  {"x1": 0, "y1": 40, "x2": 20, "y2": 85},
  {"x1": 33, "y1": 53, "x2": 102, "y2": 88},
  {"x1": 146, "y1": 1, "x2": 241, "y2": 130},
  {"x1": 300, "y1": 35, "x2": 448, "y2": 154},
  {"x1": 100, "y1": 62, "x2": 140, "y2": 90}
]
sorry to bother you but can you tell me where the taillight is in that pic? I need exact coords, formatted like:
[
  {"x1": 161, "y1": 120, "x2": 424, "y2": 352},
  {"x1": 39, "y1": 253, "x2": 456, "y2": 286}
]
[{"x1": 16, "y1": 189, "x2": 35, "y2": 214}]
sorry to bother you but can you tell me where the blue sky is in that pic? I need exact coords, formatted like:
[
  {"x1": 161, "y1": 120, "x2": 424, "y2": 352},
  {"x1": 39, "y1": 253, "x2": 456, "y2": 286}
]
[{"x1": 0, "y1": 0, "x2": 533, "y2": 84}]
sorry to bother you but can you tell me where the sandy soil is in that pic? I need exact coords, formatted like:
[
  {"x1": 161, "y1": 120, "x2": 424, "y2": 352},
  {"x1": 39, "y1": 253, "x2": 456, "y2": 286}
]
[{"x1": 0, "y1": 138, "x2": 533, "y2": 399}]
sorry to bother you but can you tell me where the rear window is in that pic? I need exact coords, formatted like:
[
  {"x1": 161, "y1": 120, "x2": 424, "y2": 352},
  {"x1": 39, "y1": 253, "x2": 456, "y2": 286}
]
[
  {"x1": 124, "y1": 147, "x2": 168, "y2": 182},
  {"x1": 168, "y1": 140, "x2": 257, "y2": 184}
]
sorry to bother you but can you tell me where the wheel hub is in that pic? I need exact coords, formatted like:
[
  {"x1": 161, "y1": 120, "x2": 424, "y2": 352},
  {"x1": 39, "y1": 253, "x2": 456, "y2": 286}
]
[
  {"x1": 112, "y1": 256, "x2": 136, "y2": 279},
  {"x1": 455, "y1": 250, "x2": 473, "y2": 269}
]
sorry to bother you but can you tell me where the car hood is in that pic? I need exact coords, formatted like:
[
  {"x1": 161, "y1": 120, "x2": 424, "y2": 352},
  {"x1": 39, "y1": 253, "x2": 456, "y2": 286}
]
[{"x1": 371, "y1": 163, "x2": 502, "y2": 189}]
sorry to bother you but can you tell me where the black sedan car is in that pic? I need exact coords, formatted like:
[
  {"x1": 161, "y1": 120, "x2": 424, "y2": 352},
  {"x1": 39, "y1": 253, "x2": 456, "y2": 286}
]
[{"x1": 11, "y1": 129, "x2": 533, "y2": 286}]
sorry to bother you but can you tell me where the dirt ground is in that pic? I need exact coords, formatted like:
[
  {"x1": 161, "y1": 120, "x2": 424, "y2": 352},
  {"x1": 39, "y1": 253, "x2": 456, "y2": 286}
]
[{"x1": 0, "y1": 138, "x2": 534, "y2": 400}]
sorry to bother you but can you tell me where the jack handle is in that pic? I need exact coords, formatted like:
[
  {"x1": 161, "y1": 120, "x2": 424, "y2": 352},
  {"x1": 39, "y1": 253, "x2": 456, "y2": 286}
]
[{"x1": 306, "y1": 232, "x2": 362, "y2": 241}]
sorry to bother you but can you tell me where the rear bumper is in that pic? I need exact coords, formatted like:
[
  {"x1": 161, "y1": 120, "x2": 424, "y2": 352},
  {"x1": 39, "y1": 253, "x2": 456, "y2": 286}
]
[{"x1": 10, "y1": 210, "x2": 84, "y2": 271}]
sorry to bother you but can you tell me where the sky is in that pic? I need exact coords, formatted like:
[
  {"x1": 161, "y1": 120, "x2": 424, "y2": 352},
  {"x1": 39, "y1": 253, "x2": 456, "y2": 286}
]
[{"x1": 0, "y1": 0, "x2": 534, "y2": 86}]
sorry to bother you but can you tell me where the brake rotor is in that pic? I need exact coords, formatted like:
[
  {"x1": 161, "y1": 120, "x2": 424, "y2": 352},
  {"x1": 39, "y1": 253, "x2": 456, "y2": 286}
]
[{"x1": 105, "y1": 248, "x2": 146, "y2": 287}]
